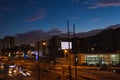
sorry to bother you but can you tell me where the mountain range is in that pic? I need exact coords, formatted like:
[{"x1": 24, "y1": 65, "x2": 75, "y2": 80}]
[{"x1": 15, "y1": 24, "x2": 120, "y2": 45}]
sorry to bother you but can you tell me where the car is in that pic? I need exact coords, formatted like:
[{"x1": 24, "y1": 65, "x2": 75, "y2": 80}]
[
  {"x1": 112, "y1": 69, "x2": 120, "y2": 74},
  {"x1": 97, "y1": 65, "x2": 107, "y2": 70}
]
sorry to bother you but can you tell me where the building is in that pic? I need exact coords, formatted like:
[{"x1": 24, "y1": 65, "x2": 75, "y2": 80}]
[
  {"x1": 48, "y1": 27, "x2": 120, "y2": 66},
  {"x1": 0, "y1": 39, "x2": 3, "y2": 51},
  {"x1": 3, "y1": 36, "x2": 15, "y2": 49},
  {"x1": 0, "y1": 36, "x2": 15, "y2": 55}
]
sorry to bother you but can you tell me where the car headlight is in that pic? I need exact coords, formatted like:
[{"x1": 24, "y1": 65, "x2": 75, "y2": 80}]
[{"x1": 8, "y1": 70, "x2": 12, "y2": 74}]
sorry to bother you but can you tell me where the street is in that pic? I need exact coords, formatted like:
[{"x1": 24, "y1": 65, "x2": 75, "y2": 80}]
[
  {"x1": 1, "y1": 59, "x2": 120, "y2": 80},
  {"x1": 51, "y1": 65, "x2": 120, "y2": 80}
]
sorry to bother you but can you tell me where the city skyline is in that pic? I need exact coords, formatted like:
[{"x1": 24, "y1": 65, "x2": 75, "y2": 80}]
[{"x1": 0, "y1": 0, "x2": 120, "y2": 39}]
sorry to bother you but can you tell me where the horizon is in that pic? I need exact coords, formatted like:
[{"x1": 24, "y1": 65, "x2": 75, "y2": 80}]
[
  {"x1": 1, "y1": 22, "x2": 120, "y2": 39},
  {"x1": 1, "y1": 23, "x2": 119, "y2": 45}
]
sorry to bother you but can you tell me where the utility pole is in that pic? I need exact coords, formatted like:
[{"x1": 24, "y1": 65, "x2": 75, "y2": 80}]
[
  {"x1": 37, "y1": 42, "x2": 40, "y2": 80},
  {"x1": 73, "y1": 24, "x2": 78, "y2": 80},
  {"x1": 67, "y1": 21, "x2": 72, "y2": 80}
]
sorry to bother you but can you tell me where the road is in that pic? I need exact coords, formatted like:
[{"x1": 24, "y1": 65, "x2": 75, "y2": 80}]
[
  {"x1": 77, "y1": 69, "x2": 120, "y2": 80},
  {"x1": 0, "y1": 59, "x2": 61, "y2": 80},
  {"x1": 1, "y1": 59, "x2": 120, "y2": 80},
  {"x1": 51, "y1": 65, "x2": 120, "y2": 80}
]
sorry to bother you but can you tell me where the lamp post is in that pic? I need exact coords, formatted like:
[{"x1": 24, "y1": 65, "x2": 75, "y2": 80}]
[
  {"x1": 42, "y1": 41, "x2": 47, "y2": 56},
  {"x1": 67, "y1": 21, "x2": 78, "y2": 80},
  {"x1": 73, "y1": 24, "x2": 78, "y2": 80},
  {"x1": 67, "y1": 21, "x2": 72, "y2": 80}
]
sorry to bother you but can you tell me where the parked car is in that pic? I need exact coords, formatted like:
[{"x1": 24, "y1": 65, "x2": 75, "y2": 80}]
[
  {"x1": 112, "y1": 69, "x2": 120, "y2": 74},
  {"x1": 97, "y1": 65, "x2": 107, "y2": 70}
]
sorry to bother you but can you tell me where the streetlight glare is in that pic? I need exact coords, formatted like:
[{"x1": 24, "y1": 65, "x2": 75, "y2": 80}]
[
  {"x1": 43, "y1": 42, "x2": 46, "y2": 46},
  {"x1": 64, "y1": 50, "x2": 68, "y2": 53}
]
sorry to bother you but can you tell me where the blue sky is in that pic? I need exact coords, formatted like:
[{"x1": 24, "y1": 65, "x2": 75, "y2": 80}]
[{"x1": 0, "y1": 0, "x2": 120, "y2": 39}]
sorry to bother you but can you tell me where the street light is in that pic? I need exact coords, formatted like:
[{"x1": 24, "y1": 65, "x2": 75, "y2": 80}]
[
  {"x1": 42, "y1": 42, "x2": 47, "y2": 46},
  {"x1": 42, "y1": 41, "x2": 47, "y2": 56},
  {"x1": 73, "y1": 24, "x2": 78, "y2": 80},
  {"x1": 64, "y1": 50, "x2": 68, "y2": 58},
  {"x1": 67, "y1": 21, "x2": 72, "y2": 80}
]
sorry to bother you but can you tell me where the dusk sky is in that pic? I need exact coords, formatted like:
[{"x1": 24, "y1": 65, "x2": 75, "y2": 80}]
[{"x1": 0, "y1": 0, "x2": 120, "y2": 39}]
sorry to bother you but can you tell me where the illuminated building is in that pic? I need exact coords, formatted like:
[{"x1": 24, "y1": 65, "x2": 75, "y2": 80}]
[
  {"x1": 0, "y1": 36, "x2": 15, "y2": 55},
  {"x1": 48, "y1": 28, "x2": 120, "y2": 66},
  {"x1": 3, "y1": 36, "x2": 15, "y2": 49}
]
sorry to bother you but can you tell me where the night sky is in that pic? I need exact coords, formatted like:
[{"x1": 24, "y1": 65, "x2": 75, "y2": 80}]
[{"x1": 0, "y1": 0, "x2": 120, "y2": 39}]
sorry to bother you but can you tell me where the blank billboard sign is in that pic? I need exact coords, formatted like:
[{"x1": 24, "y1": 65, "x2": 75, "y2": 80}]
[{"x1": 61, "y1": 42, "x2": 72, "y2": 50}]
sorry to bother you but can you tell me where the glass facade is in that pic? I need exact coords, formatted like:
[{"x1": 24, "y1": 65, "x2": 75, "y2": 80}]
[
  {"x1": 84, "y1": 53, "x2": 120, "y2": 65},
  {"x1": 110, "y1": 54, "x2": 120, "y2": 65}
]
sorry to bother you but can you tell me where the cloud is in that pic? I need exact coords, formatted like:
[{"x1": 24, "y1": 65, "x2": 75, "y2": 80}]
[
  {"x1": 14, "y1": 23, "x2": 120, "y2": 45},
  {"x1": 15, "y1": 30, "x2": 48, "y2": 45},
  {"x1": 88, "y1": 6, "x2": 97, "y2": 9},
  {"x1": 15, "y1": 27, "x2": 104, "y2": 45},
  {"x1": 48, "y1": 28, "x2": 63, "y2": 35},
  {"x1": 15, "y1": 28, "x2": 63, "y2": 45},
  {"x1": 97, "y1": 0, "x2": 120, "y2": 7},
  {"x1": 27, "y1": 14, "x2": 45, "y2": 22},
  {"x1": 26, "y1": 8, "x2": 47, "y2": 22},
  {"x1": 91, "y1": 17, "x2": 101, "y2": 22},
  {"x1": 84, "y1": 0, "x2": 120, "y2": 9}
]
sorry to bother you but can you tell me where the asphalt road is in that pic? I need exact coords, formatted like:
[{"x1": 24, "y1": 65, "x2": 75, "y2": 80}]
[
  {"x1": 1, "y1": 60, "x2": 120, "y2": 80},
  {"x1": 51, "y1": 65, "x2": 120, "y2": 80},
  {"x1": 0, "y1": 60, "x2": 61, "y2": 80}
]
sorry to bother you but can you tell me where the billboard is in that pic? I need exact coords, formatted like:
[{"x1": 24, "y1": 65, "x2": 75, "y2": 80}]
[{"x1": 61, "y1": 42, "x2": 72, "y2": 50}]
